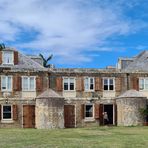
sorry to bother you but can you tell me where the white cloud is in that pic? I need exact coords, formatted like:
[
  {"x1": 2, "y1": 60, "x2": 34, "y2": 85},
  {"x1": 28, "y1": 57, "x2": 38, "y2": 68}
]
[{"x1": 0, "y1": 0, "x2": 147, "y2": 65}]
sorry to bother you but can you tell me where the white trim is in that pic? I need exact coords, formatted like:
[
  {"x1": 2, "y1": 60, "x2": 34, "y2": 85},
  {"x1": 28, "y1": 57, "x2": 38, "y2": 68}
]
[
  {"x1": 103, "y1": 77, "x2": 115, "y2": 91},
  {"x1": 22, "y1": 76, "x2": 36, "y2": 91},
  {"x1": 84, "y1": 77, "x2": 95, "y2": 92},
  {"x1": 63, "y1": 77, "x2": 76, "y2": 91},
  {"x1": 1, "y1": 75, "x2": 13, "y2": 92},
  {"x1": 113, "y1": 104, "x2": 115, "y2": 125},
  {"x1": 1, "y1": 104, "x2": 13, "y2": 122},
  {"x1": 2, "y1": 51, "x2": 14, "y2": 65}
]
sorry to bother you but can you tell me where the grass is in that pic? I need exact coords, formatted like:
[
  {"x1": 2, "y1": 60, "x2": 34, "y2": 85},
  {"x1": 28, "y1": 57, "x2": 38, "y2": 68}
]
[{"x1": 0, "y1": 126, "x2": 148, "y2": 148}]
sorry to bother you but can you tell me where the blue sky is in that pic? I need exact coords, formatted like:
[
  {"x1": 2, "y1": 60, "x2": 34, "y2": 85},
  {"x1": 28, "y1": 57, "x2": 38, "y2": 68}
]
[{"x1": 0, "y1": 0, "x2": 148, "y2": 68}]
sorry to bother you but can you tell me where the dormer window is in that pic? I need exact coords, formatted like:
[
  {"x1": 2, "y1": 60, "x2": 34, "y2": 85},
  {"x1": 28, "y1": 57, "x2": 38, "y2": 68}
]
[{"x1": 2, "y1": 51, "x2": 14, "y2": 65}]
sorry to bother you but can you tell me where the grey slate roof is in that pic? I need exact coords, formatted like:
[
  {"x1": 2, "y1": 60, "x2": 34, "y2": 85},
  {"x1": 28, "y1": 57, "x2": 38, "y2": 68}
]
[
  {"x1": 0, "y1": 48, "x2": 46, "y2": 72},
  {"x1": 117, "y1": 89, "x2": 146, "y2": 98},
  {"x1": 12, "y1": 53, "x2": 46, "y2": 71},
  {"x1": 28, "y1": 55, "x2": 43, "y2": 66},
  {"x1": 123, "y1": 50, "x2": 148, "y2": 72},
  {"x1": 36, "y1": 89, "x2": 63, "y2": 99}
]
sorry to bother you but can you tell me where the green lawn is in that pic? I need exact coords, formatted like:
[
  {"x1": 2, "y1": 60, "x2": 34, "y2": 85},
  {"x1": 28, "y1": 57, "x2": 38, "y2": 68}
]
[{"x1": 0, "y1": 126, "x2": 148, "y2": 148}]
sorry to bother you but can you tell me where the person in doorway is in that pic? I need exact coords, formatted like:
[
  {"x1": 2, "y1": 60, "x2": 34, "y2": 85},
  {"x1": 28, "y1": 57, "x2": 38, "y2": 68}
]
[{"x1": 103, "y1": 112, "x2": 109, "y2": 125}]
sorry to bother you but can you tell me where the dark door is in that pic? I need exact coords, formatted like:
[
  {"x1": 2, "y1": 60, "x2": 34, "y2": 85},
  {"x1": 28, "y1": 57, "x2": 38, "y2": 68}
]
[
  {"x1": 23, "y1": 105, "x2": 35, "y2": 128},
  {"x1": 64, "y1": 105, "x2": 75, "y2": 128},
  {"x1": 104, "y1": 104, "x2": 113, "y2": 125}
]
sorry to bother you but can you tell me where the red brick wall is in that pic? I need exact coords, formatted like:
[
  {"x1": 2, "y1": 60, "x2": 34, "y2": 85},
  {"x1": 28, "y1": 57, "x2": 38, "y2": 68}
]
[
  {"x1": 115, "y1": 77, "x2": 122, "y2": 92},
  {"x1": 36, "y1": 76, "x2": 43, "y2": 91},
  {"x1": 14, "y1": 51, "x2": 19, "y2": 65}
]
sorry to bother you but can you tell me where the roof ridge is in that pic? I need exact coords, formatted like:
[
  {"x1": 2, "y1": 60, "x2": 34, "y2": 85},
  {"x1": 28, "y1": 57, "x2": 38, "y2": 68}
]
[{"x1": 135, "y1": 50, "x2": 146, "y2": 58}]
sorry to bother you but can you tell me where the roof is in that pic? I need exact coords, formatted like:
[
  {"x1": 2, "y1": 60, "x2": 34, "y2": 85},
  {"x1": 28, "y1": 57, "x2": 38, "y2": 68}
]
[
  {"x1": 12, "y1": 53, "x2": 46, "y2": 71},
  {"x1": 49, "y1": 68, "x2": 120, "y2": 74},
  {"x1": 0, "y1": 48, "x2": 46, "y2": 72},
  {"x1": 117, "y1": 89, "x2": 146, "y2": 98},
  {"x1": 36, "y1": 89, "x2": 64, "y2": 99},
  {"x1": 28, "y1": 55, "x2": 43, "y2": 66},
  {"x1": 123, "y1": 50, "x2": 148, "y2": 72}
]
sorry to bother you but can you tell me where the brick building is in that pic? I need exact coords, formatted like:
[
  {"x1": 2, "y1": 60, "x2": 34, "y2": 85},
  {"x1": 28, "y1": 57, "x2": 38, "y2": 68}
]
[
  {"x1": 0, "y1": 47, "x2": 48, "y2": 128},
  {"x1": 0, "y1": 47, "x2": 148, "y2": 128}
]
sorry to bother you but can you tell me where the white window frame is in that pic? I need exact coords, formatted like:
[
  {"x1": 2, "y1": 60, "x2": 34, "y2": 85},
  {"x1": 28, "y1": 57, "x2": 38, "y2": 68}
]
[
  {"x1": 63, "y1": 77, "x2": 75, "y2": 91},
  {"x1": 103, "y1": 77, "x2": 115, "y2": 91},
  {"x1": 2, "y1": 51, "x2": 14, "y2": 65},
  {"x1": 84, "y1": 77, "x2": 95, "y2": 92},
  {"x1": 84, "y1": 104, "x2": 94, "y2": 120},
  {"x1": 22, "y1": 76, "x2": 36, "y2": 91},
  {"x1": 2, "y1": 105, "x2": 13, "y2": 121},
  {"x1": 1, "y1": 76, "x2": 13, "y2": 92},
  {"x1": 139, "y1": 78, "x2": 148, "y2": 90}
]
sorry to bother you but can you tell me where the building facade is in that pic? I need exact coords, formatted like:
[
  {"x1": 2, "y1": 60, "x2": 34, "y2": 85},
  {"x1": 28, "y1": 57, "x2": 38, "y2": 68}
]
[
  {"x1": 0, "y1": 47, "x2": 148, "y2": 128},
  {"x1": 0, "y1": 47, "x2": 48, "y2": 128}
]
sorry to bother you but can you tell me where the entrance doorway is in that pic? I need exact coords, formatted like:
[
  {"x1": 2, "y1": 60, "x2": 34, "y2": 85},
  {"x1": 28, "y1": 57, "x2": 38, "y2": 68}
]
[
  {"x1": 103, "y1": 104, "x2": 113, "y2": 125},
  {"x1": 64, "y1": 105, "x2": 75, "y2": 128},
  {"x1": 23, "y1": 105, "x2": 35, "y2": 128}
]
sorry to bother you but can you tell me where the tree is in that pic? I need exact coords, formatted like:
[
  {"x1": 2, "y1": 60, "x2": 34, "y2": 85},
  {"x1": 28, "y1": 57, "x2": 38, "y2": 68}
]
[
  {"x1": 0, "y1": 43, "x2": 5, "y2": 50},
  {"x1": 39, "y1": 53, "x2": 53, "y2": 68},
  {"x1": 139, "y1": 108, "x2": 148, "y2": 117}
]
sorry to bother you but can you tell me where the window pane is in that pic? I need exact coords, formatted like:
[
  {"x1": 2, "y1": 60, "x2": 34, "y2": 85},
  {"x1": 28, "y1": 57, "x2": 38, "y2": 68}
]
[
  {"x1": 2, "y1": 77, "x2": 6, "y2": 90},
  {"x1": 85, "y1": 105, "x2": 93, "y2": 117},
  {"x1": 3, "y1": 106, "x2": 11, "y2": 112},
  {"x1": 104, "y1": 85, "x2": 108, "y2": 90},
  {"x1": 3, "y1": 51, "x2": 13, "y2": 64},
  {"x1": 23, "y1": 77, "x2": 28, "y2": 90},
  {"x1": 70, "y1": 78, "x2": 74, "y2": 90},
  {"x1": 7, "y1": 77, "x2": 12, "y2": 90},
  {"x1": 90, "y1": 78, "x2": 94, "y2": 84},
  {"x1": 70, "y1": 78, "x2": 74, "y2": 83},
  {"x1": 64, "y1": 84, "x2": 68, "y2": 90},
  {"x1": 3, "y1": 54, "x2": 7, "y2": 64},
  {"x1": 70, "y1": 83, "x2": 74, "y2": 90},
  {"x1": 139, "y1": 79, "x2": 144, "y2": 90},
  {"x1": 30, "y1": 77, "x2": 35, "y2": 90},
  {"x1": 3, "y1": 106, "x2": 11, "y2": 119},
  {"x1": 85, "y1": 78, "x2": 89, "y2": 90},
  {"x1": 64, "y1": 78, "x2": 68, "y2": 90},
  {"x1": 90, "y1": 84, "x2": 94, "y2": 90},
  {"x1": 64, "y1": 78, "x2": 68, "y2": 83},
  {"x1": 104, "y1": 79, "x2": 108, "y2": 85},
  {"x1": 90, "y1": 78, "x2": 94, "y2": 90},
  {"x1": 109, "y1": 79, "x2": 113, "y2": 85},
  {"x1": 109, "y1": 85, "x2": 114, "y2": 90},
  {"x1": 3, "y1": 113, "x2": 11, "y2": 119},
  {"x1": 145, "y1": 79, "x2": 148, "y2": 90}
]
